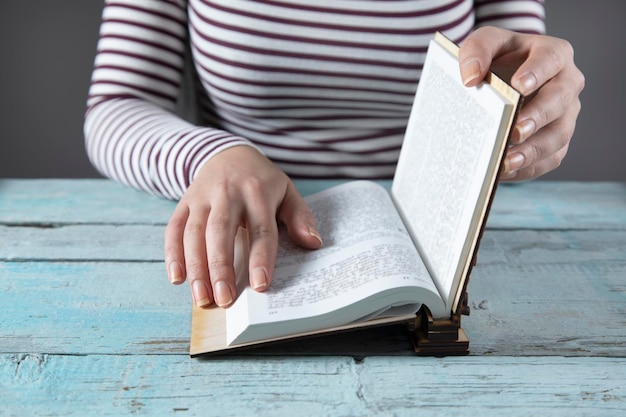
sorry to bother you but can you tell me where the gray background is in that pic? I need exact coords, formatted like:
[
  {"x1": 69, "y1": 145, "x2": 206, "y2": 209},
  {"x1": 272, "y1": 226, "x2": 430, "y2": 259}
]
[{"x1": 1, "y1": 1, "x2": 624, "y2": 181}]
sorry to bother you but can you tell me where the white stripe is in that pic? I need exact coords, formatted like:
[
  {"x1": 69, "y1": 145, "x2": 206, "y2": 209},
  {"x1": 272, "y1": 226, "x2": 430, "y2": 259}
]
[
  {"x1": 476, "y1": 17, "x2": 546, "y2": 33},
  {"x1": 96, "y1": 37, "x2": 183, "y2": 66},
  {"x1": 94, "y1": 54, "x2": 180, "y2": 83},
  {"x1": 92, "y1": 68, "x2": 179, "y2": 97}
]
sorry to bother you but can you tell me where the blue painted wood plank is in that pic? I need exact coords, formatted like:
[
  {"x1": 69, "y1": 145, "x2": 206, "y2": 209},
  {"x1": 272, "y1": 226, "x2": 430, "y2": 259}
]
[
  {"x1": 0, "y1": 224, "x2": 164, "y2": 261},
  {"x1": 0, "y1": 179, "x2": 176, "y2": 225},
  {"x1": 491, "y1": 181, "x2": 626, "y2": 230},
  {"x1": 2, "y1": 223, "x2": 625, "y2": 263},
  {"x1": 1, "y1": 179, "x2": 625, "y2": 229},
  {"x1": 0, "y1": 262, "x2": 190, "y2": 355},
  {"x1": 1, "y1": 179, "x2": 624, "y2": 417},
  {"x1": 1, "y1": 354, "x2": 625, "y2": 416},
  {"x1": 1, "y1": 255, "x2": 624, "y2": 356},
  {"x1": 467, "y1": 260, "x2": 626, "y2": 356}
]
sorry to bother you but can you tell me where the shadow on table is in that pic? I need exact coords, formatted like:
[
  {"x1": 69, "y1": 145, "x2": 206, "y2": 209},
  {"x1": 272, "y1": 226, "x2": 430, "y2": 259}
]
[{"x1": 195, "y1": 324, "x2": 417, "y2": 360}]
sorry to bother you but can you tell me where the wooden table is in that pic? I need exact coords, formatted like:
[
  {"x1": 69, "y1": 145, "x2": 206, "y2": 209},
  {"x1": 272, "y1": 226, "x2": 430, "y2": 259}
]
[{"x1": 1, "y1": 179, "x2": 625, "y2": 416}]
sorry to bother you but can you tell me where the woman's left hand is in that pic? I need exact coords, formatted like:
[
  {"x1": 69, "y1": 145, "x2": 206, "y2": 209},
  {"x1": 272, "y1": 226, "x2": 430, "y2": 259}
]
[{"x1": 458, "y1": 26, "x2": 585, "y2": 181}]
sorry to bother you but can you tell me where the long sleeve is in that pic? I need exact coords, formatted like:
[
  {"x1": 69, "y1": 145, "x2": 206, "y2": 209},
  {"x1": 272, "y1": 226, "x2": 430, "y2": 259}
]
[
  {"x1": 85, "y1": 1, "x2": 548, "y2": 201},
  {"x1": 474, "y1": 0, "x2": 546, "y2": 34},
  {"x1": 84, "y1": 0, "x2": 252, "y2": 200}
]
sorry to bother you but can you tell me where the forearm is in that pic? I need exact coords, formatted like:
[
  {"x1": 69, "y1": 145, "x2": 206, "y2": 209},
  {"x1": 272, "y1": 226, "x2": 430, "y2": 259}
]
[
  {"x1": 85, "y1": 98, "x2": 251, "y2": 200},
  {"x1": 84, "y1": 0, "x2": 253, "y2": 200}
]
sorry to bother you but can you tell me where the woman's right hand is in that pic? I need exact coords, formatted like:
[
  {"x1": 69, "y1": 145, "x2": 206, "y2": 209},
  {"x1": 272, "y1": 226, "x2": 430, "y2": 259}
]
[{"x1": 164, "y1": 146, "x2": 323, "y2": 308}]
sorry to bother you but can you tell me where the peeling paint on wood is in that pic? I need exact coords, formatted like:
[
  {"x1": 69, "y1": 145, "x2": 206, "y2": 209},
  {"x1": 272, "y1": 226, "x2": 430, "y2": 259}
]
[
  {"x1": 1, "y1": 179, "x2": 625, "y2": 416},
  {"x1": 1, "y1": 355, "x2": 625, "y2": 416}
]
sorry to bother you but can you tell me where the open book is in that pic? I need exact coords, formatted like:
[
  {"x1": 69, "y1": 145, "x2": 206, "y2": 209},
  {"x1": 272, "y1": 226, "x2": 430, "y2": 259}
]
[{"x1": 190, "y1": 33, "x2": 521, "y2": 355}]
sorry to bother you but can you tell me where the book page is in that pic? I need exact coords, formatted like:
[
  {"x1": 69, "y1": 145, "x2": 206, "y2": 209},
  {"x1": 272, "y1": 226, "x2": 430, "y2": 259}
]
[
  {"x1": 392, "y1": 35, "x2": 516, "y2": 314},
  {"x1": 226, "y1": 181, "x2": 444, "y2": 345}
]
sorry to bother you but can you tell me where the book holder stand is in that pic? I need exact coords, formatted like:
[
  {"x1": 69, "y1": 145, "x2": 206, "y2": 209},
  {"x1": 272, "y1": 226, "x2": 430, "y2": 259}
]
[
  {"x1": 410, "y1": 291, "x2": 470, "y2": 356},
  {"x1": 410, "y1": 209, "x2": 485, "y2": 356},
  {"x1": 409, "y1": 183, "x2": 493, "y2": 356}
]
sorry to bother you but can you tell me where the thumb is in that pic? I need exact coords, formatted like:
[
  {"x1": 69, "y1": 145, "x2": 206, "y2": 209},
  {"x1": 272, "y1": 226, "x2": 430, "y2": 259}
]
[{"x1": 277, "y1": 182, "x2": 323, "y2": 249}]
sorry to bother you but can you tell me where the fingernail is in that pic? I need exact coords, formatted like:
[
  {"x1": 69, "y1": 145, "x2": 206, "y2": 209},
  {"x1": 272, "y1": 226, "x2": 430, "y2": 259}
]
[
  {"x1": 461, "y1": 59, "x2": 481, "y2": 86},
  {"x1": 251, "y1": 267, "x2": 268, "y2": 291},
  {"x1": 515, "y1": 73, "x2": 537, "y2": 95},
  {"x1": 500, "y1": 170, "x2": 519, "y2": 180},
  {"x1": 192, "y1": 280, "x2": 212, "y2": 308},
  {"x1": 214, "y1": 281, "x2": 233, "y2": 307},
  {"x1": 308, "y1": 227, "x2": 323, "y2": 247},
  {"x1": 168, "y1": 261, "x2": 184, "y2": 285},
  {"x1": 505, "y1": 152, "x2": 525, "y2": 173},
  {"x1": 514, "y1": 119, "x2": 535, "y2": 143}
]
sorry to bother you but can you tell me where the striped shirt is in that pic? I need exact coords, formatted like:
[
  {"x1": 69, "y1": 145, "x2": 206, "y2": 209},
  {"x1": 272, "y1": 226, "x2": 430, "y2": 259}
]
[{"x1": 85, "y1": 0, "x2": 545, "y2": 200}]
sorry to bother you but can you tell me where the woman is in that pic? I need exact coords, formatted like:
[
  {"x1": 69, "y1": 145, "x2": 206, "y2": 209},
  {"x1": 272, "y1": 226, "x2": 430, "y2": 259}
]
[{"x1": 85, "y1": 0, "x2": 584, "y2": 308}]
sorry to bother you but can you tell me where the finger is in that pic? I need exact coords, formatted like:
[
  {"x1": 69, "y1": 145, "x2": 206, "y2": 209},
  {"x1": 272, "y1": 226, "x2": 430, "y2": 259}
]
[
  {"x1": 510, "y1": 37, "x2": 576, "y2": 96},
  {"x1": 183, "y1": 207, "x2": 214, "y2": 308},
  {"x1": 205, "y1": 202, "x2": 240, "y2": 307},
  {"x1": 244, "y1": 197, "x2": 279, "y2": 292},
  {"x1": 459, "y1": 28, "x2": 574, "y2": 96},
  {"x1": 502, "y1": 105, "x2": 578, "y2": 180},
  {"x1": 511, "y1": 69, "x2": 584, "y2": 144},
  {"x1": 278, "y1": 182, "x2": 323, "y2": 249},
  {"x1": 164, "y1": 204, "x2": 188, "y2": 285},
  {"x1": 502, "y1": 144, "x2": 570, "y2": 182}
]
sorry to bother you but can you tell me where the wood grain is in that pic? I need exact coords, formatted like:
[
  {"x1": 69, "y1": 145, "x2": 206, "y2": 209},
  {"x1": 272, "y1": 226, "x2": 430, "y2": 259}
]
[
  {"x1": 1, "y1": 227, "x2": 624, "y2": 357},
  {"x1": 1, "y1": 354, "x2": 624, "y2": 416},
  {"x1": 1, "y1": 179, "x2": 625, "y2": 229},
  {"x1": 1, "y1": 179, "x2": 625, "y2": 416}
]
